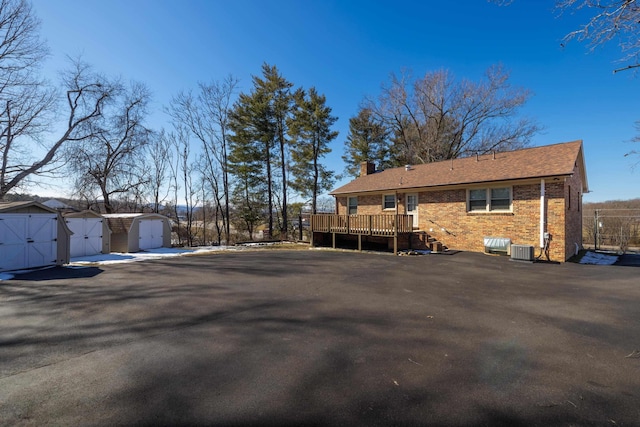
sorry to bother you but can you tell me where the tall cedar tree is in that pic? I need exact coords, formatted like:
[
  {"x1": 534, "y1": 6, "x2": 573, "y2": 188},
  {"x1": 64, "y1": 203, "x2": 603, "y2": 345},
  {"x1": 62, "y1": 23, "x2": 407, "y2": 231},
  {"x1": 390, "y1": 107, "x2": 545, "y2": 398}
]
[
  {"x1": 288, "y1": 87, "x2": 337, "y2": 214},
  {"x1": 228, "y1": 64, "x2": 293, "y2": 238},
  {"x1": 342, "y1": 108, "x2": 390, "y2": 177}
]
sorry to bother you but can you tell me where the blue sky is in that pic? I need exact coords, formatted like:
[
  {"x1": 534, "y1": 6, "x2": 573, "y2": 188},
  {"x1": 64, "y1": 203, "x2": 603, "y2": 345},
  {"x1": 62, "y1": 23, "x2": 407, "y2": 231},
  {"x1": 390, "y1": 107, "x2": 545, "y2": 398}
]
[{"x1": 32, "y1": 0, "x2": 640, "y2": 202}]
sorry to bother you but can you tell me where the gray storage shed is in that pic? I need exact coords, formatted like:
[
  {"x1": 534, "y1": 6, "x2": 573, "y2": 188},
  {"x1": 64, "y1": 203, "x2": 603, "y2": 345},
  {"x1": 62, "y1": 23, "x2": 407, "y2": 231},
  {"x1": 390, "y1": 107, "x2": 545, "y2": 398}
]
[
  {"x1": 0, "y1": 201, "x2": 71, "y2": 271},
  {"x1": 102, "y1": 213, "x2": 171, "y2": 253}
]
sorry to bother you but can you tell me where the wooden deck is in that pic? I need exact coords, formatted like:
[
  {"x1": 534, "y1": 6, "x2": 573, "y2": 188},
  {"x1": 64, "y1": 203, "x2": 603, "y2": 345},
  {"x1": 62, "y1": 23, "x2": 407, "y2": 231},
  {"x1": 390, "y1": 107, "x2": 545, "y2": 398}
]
[{"x1": 309, "y1": 214, "x2": 413, "y2": 254}]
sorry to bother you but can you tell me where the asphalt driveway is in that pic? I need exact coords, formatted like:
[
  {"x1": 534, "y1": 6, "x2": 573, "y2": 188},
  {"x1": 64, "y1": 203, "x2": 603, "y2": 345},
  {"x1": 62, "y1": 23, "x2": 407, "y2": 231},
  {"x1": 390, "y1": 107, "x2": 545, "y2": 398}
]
[{"x1": 1, "y1": 250, "x2": 639, "y2": 426}]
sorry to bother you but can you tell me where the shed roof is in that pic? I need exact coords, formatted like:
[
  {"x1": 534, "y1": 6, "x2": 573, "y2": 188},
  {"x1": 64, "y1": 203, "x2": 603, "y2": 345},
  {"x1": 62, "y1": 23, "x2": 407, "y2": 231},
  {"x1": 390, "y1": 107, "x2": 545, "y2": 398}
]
[
  {"x1": 331, "y1": 140, "x2": 588, "y2": 195},
  {"x1": 63, "y1": 210, "x2": 104, "y2": 219},
  {"x1": 103, "y1": 216, "x2": 135, "y2": 234},
  {"x1": 0, "y1": 201, "x2": 58, "y2": 214},
  {"x1": 102, "y1": 213, "x2": 169, "y2": 234}
]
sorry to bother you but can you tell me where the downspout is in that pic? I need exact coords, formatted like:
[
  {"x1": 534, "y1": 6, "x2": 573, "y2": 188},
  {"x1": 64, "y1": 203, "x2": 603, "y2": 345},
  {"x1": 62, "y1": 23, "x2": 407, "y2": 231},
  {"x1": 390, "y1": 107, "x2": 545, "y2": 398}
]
[{"x1": 540, "y1": 179, "x2": 545, "y2": 248}]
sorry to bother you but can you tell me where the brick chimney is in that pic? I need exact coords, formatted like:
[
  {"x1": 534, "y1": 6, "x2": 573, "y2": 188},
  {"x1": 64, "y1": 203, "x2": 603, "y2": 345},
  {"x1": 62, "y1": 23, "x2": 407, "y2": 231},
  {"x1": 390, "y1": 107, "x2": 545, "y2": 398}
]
[{"x1": 360, "y1": 161, "x2": 375, "y2": 177}]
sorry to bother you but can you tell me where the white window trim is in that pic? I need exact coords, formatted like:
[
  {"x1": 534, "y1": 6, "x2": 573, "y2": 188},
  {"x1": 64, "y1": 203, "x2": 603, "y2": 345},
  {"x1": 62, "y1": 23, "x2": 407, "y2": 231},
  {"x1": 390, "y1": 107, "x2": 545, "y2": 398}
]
[
  {"x1": 467, "y1": 186, "x2": 513, "y2": 213},
  {"x1": 382, "y1": 194, "x2": 396, "y2": 211}
]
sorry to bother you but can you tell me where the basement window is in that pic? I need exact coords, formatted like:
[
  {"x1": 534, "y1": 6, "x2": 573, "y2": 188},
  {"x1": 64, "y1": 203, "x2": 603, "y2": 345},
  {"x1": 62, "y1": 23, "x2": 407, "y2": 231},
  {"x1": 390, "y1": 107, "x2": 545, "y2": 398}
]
[{"x1": 468, "y1": 187, "x2": 512, "y2": 212}]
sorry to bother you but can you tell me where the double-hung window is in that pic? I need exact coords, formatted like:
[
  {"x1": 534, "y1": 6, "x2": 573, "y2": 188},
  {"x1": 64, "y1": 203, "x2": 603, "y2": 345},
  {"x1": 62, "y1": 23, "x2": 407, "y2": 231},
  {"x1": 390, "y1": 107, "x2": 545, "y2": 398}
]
[
  {"x1": 348, "y1": 197, "x2": 358, "y2": 215},
  {"x1": 383, "y1": 194, "x2": 396, "y2": 210},
  {"x1": 468, "y1": 187, "x2": 511, "y2": 212},
  {"x1": 468, "y1": 189, "x2": 487, "y2": 212},
  {"x1": 490, "y1": 188, "x2": 511, "y2": 210}
]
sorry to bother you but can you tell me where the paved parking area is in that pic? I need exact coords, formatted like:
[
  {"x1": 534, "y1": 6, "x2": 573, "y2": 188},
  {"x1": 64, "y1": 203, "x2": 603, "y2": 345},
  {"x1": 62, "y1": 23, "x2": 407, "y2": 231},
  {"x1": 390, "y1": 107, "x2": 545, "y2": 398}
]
[{"x1": 1, "y1": 250, "x2": 639, "y2": 426}]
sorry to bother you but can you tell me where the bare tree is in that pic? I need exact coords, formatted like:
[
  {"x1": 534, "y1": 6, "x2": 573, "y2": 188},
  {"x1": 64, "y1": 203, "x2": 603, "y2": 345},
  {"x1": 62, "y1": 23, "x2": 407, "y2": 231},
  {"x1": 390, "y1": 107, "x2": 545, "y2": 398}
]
[
  {"x1": 66, "y1": 81, "x2": 152, "y2": 213},
  {"x1": 164, "y1": 125, "x2": 198, "y2": 246},
  {"x1": 0, "y1": 0, "x2": 115, "y2": 199},
  {"x1": 167, "y1": 75, "x2": 238, "y2": 244},
  {"x1": 365, "y1": 65, "x2": 539, "y2": 165},
  {"x1": 556, "y1": 0, "x2": 640, "y2": 73},
  {"x1": 147, "y1": 129, "x2": 173, "y2": 213}
]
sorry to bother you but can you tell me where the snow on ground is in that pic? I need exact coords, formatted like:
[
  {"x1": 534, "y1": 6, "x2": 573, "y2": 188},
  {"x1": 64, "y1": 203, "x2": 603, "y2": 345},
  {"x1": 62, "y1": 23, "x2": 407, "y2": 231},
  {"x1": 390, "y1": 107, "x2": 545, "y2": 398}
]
[
  {"x1": 69, "y1": 245, "x2": 250, "y2": 265},
  {"x1": 579, "y1": 251, "x2": 619, "y2": 265}
]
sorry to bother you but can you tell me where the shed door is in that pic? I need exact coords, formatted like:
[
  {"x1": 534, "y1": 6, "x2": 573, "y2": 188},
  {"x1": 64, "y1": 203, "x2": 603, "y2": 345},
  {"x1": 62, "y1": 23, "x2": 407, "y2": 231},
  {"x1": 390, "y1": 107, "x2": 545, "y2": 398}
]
[
  {"x1": 139, "y1": 219, "x2": 163, "y2": 250},
  {"x1": 0, "y1": 214, "x2": 57, "y2": 271},
  {"x1": 67, "y1": 218, "x2": 103, "y2": 257}
]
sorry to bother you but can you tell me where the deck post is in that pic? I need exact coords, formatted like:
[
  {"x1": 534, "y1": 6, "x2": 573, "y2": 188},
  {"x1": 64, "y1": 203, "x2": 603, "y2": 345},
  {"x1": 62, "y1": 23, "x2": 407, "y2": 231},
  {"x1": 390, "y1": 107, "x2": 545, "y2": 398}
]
[
  {"x1": 310, "y1": 232, "x2": 315, "y2": 247},
  {"x1": 332, "y1": 232, "x2": 336, "y2": 249},
  {"x1": 393, "y1": 215, "x2": 398, "y2": 255},
  {"x1": 358, "y1": 234, "x2": 362, "y2": 251}
]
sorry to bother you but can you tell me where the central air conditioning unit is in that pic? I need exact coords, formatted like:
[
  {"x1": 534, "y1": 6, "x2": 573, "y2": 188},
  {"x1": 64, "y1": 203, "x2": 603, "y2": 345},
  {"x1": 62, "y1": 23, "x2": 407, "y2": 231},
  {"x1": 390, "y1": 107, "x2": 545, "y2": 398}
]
[{"x1": 511, "y1": 244, "x2": 534, "y2": 262}]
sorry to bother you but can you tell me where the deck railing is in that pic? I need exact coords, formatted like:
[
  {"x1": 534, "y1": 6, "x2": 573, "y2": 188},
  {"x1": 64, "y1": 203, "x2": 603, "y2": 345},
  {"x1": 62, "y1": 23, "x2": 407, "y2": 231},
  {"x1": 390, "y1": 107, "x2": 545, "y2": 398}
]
[{"x1": 310, "y1": 214, "x2": 413, "y2": 236}]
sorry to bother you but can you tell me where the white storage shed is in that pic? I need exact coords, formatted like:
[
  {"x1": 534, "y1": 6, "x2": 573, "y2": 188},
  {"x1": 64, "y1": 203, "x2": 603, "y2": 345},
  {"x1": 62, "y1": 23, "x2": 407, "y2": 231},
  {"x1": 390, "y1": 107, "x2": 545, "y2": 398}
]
[
  {"x1": 0, "y1": 201, "x2": 71, "y2": 271},
  {"x1": 102, "y1": 213, "x2": 171, "y2": 253},
  {"x1": 64, "y1": 210, "x2": 111, "y2": 257}
]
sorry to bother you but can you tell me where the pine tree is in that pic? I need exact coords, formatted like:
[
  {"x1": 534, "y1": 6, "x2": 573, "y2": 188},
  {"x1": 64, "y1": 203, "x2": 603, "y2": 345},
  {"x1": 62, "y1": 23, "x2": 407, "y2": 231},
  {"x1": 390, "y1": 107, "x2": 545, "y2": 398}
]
[
  {"x1": 342, "y1": 108, "x2": 390, "y2": 177},
  {"x1": 288, "y1": 87, "x2": 337, "y2": 214},
  {"x1": 260, "y1": 64, "x2": 293, "y2": 236},
  {"x1": 228, "y1": 63, "x2": 293, "y2": 238},
  {"x1": 228, "y1": 85, "x2": 274, "y2": 237}
]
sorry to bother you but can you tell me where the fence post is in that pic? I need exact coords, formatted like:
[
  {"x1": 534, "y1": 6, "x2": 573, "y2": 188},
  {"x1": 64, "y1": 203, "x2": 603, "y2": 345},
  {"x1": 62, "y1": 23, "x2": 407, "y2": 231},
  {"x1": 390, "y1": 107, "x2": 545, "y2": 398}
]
[
  {"x1": 298, "y1": 214, "x2": 303, "y2": 241},
  {"x1": 594, "y1": 209, "x2": 599, "y2": 251}
]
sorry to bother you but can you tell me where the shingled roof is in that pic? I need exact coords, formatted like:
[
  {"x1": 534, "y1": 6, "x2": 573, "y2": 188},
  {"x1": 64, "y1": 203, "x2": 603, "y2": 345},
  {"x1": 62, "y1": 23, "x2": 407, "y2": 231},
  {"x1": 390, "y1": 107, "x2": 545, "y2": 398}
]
[{"x1": 331, "y1": 140, "x2": 587, "y2": 195}]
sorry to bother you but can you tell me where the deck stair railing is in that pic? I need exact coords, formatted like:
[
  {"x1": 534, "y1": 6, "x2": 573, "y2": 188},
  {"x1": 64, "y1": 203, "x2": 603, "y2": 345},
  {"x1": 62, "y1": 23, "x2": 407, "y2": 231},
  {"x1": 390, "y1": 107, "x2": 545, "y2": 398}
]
[{"x1": 310, "y1": 214, "x2": 413, "y2": 236}]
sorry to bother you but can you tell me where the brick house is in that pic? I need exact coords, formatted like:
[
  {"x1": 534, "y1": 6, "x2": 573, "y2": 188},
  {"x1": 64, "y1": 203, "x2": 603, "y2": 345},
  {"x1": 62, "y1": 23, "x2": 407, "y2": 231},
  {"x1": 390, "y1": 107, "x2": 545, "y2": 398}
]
[{"x1": 317, "y1": 140, "x2": 588, "y2": 262}]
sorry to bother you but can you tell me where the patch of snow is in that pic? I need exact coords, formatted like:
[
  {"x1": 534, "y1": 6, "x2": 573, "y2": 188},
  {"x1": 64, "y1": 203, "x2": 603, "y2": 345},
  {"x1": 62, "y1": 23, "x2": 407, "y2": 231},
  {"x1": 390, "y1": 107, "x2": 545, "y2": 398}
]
[
  {"x1": 69, "y1": 245, "x2": 251, "y2": 265},
  {"x1": 101, "y1": 213, "x2": 145, "y2": 218},
  {"x1": 579, "y1": 251, "x2": 619, "y2": 265}
]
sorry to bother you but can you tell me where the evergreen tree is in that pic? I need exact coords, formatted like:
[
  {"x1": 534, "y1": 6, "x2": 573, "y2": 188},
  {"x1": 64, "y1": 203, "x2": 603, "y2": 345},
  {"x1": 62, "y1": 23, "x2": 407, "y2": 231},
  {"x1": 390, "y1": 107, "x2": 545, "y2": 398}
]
[
  {"x1": 228, "y1": 84, "x2": 274, "y2": 236},
  {"x1": 342, "y1": 108, "x2": 390, "y2": 177},
  {"x1": 260, "y1": 64, "x2": 293, "y2": 236},
  {"x1": 288, "y1": 87, "x2": 337, "y2": 214},
  {"x1": 228, "y1": 63, "x2": 293, "y2": 238}
]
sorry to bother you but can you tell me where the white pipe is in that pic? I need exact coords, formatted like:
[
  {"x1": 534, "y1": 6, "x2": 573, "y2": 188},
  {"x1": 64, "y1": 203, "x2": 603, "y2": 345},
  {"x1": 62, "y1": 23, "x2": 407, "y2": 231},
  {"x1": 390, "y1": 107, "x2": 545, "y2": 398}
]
[{"x1": 540, "y1": 179, "x2": 545, "y2": 248}]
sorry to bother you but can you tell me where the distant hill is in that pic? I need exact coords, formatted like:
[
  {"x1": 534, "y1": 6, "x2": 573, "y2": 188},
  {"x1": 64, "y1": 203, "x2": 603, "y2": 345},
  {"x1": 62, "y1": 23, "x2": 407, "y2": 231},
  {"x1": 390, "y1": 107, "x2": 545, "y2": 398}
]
[{"x1": 584, "y1": 198, "x2": 640, "y2": 211}]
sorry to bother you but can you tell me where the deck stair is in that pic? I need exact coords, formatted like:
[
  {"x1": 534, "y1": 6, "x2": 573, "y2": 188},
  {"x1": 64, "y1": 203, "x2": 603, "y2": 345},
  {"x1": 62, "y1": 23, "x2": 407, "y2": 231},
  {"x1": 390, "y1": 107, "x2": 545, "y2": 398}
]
[{"x1": 411, "y1": 231, "x2": 445, "y2": 253}]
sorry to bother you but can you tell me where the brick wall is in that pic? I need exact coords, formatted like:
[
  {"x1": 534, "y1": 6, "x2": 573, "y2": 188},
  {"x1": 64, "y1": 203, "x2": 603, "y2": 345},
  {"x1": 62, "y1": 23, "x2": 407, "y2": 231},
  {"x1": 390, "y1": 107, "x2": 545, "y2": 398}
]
[
  {"x1": 564, "y1": 164, "x2": 584, "y2": 259},
  {"x1": 335, "y1": 176, "x2": 582, "y2": 261}
]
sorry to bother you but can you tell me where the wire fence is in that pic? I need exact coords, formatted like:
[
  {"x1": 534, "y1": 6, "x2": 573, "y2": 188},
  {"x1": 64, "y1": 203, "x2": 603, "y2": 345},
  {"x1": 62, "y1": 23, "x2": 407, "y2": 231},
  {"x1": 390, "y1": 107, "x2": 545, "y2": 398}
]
[{"x1": 583, "y1": 209, "x2": 640, "y2": 252}]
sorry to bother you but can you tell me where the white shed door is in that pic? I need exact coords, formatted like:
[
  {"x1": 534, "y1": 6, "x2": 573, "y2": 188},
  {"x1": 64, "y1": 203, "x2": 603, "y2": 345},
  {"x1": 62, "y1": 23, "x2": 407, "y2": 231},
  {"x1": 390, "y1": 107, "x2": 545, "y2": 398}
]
[
  {"x1": 67, "y1": 218, "x2": 103, "y2": 257},
  {"x1": 0, "y1": 214, "x2": 58, "y2": 271},
  {"x1": 138, "y1": 219, "x2": 163, "y2": 250}
]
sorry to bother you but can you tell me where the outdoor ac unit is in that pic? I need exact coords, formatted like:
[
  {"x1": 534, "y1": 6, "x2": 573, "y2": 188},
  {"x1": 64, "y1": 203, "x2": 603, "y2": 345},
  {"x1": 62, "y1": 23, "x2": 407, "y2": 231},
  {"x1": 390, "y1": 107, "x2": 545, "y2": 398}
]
[{"x1": 511, "y1": 244, "x2": 534, "y2": 261}]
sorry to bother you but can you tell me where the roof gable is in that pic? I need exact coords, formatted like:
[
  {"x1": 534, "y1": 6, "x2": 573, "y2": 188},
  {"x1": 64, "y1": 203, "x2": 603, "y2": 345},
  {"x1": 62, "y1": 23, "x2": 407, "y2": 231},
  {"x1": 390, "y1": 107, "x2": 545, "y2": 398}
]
[
  {"x1": 331, "y1": 140, "x2": 587, "y2": 195},
  {"x1": 0, "y1": 201, "x2": 58, "y2": 214}
]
